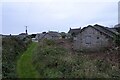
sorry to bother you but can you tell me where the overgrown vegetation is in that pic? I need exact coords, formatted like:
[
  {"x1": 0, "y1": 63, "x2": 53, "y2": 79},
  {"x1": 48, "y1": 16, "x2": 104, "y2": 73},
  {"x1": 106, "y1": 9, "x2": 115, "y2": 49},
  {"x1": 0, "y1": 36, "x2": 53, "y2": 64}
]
[
  {"x1": 115, "y1": 34, "x2": 120, "y2": 47},
  {"x1": 2, "y1": 36, "x2": 31, "y2": 78},
  {"x1": 114, "y1": 25, "x2": 120, "y2": 47},
  {"x1": 60, "y1": 32, "x2": 66, "y2": 38},
  {"x1": 32, "y1": 39, "x2": 120, "y2": 78}
]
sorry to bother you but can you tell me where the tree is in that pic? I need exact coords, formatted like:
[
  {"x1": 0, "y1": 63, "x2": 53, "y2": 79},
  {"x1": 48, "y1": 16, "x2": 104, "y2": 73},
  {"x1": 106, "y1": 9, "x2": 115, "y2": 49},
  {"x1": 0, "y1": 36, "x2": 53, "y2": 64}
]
[{"x1": 60, "y1": 32, "x2": 66, "y2": 38}]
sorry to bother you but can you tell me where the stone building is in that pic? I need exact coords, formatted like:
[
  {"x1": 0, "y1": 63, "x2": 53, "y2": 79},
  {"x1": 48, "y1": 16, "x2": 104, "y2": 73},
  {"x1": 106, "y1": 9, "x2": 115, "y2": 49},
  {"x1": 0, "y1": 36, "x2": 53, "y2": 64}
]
[
  {"x1": 68, "y1": 27, "x2": 81, "y2": 37},
  {"x1": 36, "y1": 31, "x2": 62, "y2": 41},
  {"x1": 73, "y1": 24, "x2": 118, "y2": 51}
]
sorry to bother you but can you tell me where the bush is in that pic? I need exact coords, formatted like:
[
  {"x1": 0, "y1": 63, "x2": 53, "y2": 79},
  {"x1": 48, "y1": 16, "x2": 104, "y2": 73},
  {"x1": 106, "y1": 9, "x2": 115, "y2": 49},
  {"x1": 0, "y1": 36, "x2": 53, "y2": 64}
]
[
  {"x1": 115, "y1": 34, "x2": 120, "y2": 47},
  {"x1": 2, "y1": 36, "x2": 31, "y2": 78},
  {"x1": 44, "y1": 39, "x2": 56, "y2": 46},
  {"x1": 32, "y1": 39, "x2": 120, "y2": 78}
]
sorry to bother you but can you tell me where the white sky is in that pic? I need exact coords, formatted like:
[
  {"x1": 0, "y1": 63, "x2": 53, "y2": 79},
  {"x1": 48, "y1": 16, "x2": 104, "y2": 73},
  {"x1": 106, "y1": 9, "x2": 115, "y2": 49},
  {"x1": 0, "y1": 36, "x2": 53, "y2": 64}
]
[{"x1": 1, "y1": 0, "x2": 120, "y2": 34}]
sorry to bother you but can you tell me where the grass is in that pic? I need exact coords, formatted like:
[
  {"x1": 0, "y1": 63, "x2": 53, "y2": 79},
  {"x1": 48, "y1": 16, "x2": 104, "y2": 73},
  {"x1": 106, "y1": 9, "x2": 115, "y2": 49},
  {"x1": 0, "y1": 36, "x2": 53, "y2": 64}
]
[
  {"x1": 17, "y1": 42, "x2": 39, "y2": 78},
  {"x1": 16, "y1": 39, "x2": 120, "y2": 78}
]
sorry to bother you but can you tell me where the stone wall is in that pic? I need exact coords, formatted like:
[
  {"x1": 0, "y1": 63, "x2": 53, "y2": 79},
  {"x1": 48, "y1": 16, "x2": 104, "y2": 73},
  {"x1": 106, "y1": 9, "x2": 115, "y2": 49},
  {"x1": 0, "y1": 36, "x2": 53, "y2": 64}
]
[{"x1": 73, "y1": 27, "x2": 113, "y2": 51}]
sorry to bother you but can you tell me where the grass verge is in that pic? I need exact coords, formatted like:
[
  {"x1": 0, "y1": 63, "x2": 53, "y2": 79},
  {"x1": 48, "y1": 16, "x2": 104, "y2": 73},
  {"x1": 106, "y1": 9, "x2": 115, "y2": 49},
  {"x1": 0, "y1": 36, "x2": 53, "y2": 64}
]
[{"x1": 17, "y1": 42, "x2": 39, "y2": 78}]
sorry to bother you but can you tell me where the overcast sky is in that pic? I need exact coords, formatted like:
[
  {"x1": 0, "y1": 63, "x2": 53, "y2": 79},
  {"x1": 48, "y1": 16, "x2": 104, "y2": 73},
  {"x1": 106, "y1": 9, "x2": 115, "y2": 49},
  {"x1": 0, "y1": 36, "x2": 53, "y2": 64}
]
[{"x1": 1, "y1": 0, "x2": 120, "y2": 35}]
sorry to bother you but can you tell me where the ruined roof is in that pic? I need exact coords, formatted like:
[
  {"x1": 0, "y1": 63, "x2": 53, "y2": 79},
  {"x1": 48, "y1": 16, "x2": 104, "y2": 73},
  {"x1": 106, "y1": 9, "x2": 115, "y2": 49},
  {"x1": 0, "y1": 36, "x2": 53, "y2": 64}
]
[
  {"x1": 93, "y1": 24, "x2": 118, "y2": 38},
  {"x1": 48, "y1": 31, "x2": 61, "y2": 37},
  {"x1": 37, "y1": 33, "x2": 46, "y2": 39},
  {"x1": 68, "y1": 28, "x2": 81, "y2": 35},
  {"x1": 105, "y1": 27, "x2": 119, "y2": 35},
  {"x1": 36, "y1": 31, "x2": 61, "y2": 40},
  {"x1": 80, "y1": 24, "x2": 118, "y2": 38}
]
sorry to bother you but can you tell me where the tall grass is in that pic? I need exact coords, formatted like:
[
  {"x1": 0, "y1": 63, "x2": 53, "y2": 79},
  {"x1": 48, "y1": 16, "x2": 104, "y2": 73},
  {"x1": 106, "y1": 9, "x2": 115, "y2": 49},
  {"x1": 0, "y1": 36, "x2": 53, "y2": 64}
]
[
  {"x1": 32, "y1": 39, "x2": 120, "y2": 78},
  {"x1": 2, "y1": 37, "x2": 29, "y2": 78}
]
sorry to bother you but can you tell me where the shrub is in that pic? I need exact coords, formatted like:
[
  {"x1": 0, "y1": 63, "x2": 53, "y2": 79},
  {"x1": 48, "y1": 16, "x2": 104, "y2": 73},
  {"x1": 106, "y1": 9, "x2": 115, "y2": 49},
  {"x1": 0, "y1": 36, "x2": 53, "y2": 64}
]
[
  {"x1": 2, "y1": 36, "x2": 31, "y2": 78},
  {"x1": 32, "y1": 39, "x2": 120, "y2": 78},
  {"x1": 45, "y1": 39, "x2": 55, "y2": 46},
  {"x1": 95, "y1": 60, "x2": 111, "y2": 73},
  {"x1": 115, "y1": 34, "x2": 120, "y2": 47}
]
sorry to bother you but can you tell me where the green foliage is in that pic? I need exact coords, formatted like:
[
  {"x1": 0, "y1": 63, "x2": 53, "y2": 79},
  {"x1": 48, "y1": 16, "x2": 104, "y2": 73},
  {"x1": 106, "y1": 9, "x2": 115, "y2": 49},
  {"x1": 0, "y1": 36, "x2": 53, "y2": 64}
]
[
  {"x1": 32, "y1": 40, "x2": 120, "y2": 78},
  {"x1": 32, "y1": 41, "x2": 67, "y2": 78},
  {"x1": 2, "y1": 36, "x2": 31, "y2": 78},
  {"x1": 60, "y1": 32, "x2": 66, "y2": 38},
  {"x1": 43, "y1": 68, "x2": 63, "y2": 78},
  {"x1": 95, "y1": 60, "x2": 110, "y2": 72},
  {"x1": 23, "y1": 36, "x2": 32, "y2": 45},
  {"x1": 43, "y1": 39, "x2": 56, "y2": 46},
  {"x1": 115, "y1": 34, "x2": 120, "y2": 46}
]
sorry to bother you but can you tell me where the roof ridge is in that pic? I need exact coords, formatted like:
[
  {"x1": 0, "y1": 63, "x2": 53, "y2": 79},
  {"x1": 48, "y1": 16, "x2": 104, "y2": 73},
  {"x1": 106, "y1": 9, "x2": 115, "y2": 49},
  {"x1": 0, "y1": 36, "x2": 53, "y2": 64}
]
[
  {"x1": 92, "y1": 25, "x2": 117, "y2": 38},
  {"x1": 94, "y1": 24, "x2": 117, "y2": 35}
]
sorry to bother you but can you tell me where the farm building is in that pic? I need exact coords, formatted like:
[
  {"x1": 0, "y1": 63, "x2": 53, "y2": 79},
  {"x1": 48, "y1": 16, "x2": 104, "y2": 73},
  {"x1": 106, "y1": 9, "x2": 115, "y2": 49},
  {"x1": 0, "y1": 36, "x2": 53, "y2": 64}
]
[
  {"x1": 68, "y1": 27, "x2": 81, "y2": 37},
  {"x1": 36, "y1": 31, "x2": 62, "y2": 41},
  {"x1": 73, "y1": 24, "x2": 118, "y2": 51}
]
